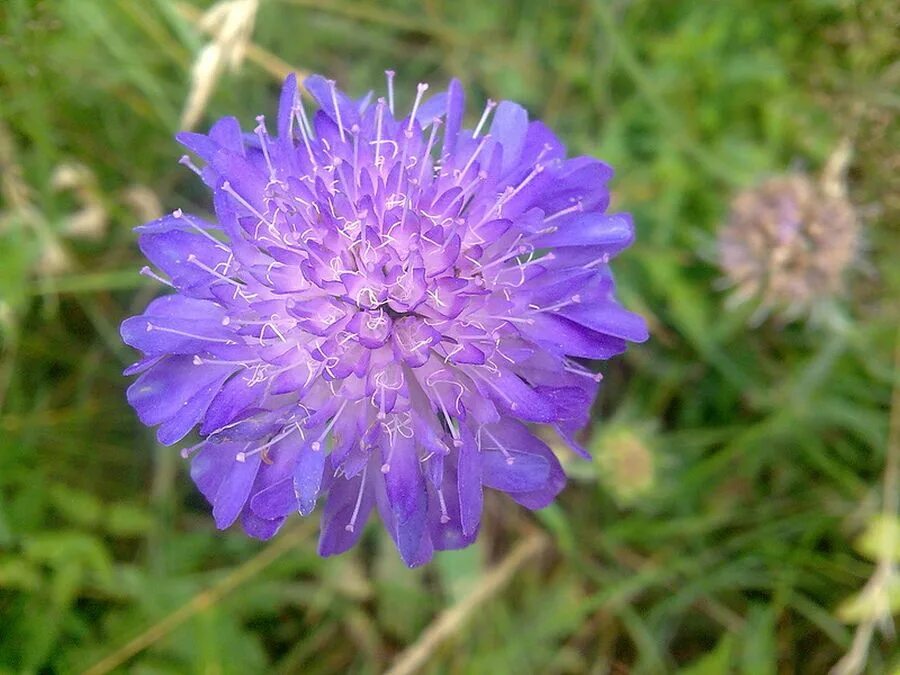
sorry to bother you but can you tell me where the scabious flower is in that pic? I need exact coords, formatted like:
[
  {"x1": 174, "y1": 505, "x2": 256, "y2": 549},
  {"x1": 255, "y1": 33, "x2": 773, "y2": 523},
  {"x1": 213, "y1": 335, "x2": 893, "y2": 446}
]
[
  {"x1": 717, "y1": 173, "x2": 859, "y2": 323},
  {"x1": 121, "y1": 72, "x2": 647, "y2": 566}
]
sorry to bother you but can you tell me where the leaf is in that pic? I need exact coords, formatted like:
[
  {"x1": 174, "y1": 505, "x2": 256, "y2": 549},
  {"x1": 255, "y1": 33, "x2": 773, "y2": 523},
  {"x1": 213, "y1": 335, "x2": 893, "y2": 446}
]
[
  {"x1": 105, "y1": 502, "x2": 154, "y2": 537},
  {"x1": 836, "y1": 575, "x2": 900, "y2": 624},
  {"x1": 854, "y1": 514, "x2": 900, "y2": 563},
  {"x1": 0, "y1": 557, "x2": 42, "y2": 591},
  {"x1": 47, "y1": 483, "x2": 103, "y2": 529},
  {"x1": 436, "y1": 541, "x2": 485, "y2": 602},
  {"x1": 678, "y1": 634, "x2": 734, "y2": 675},
  {"x1": 739, "y1": 604, "x2": 777, "y2": 675}
]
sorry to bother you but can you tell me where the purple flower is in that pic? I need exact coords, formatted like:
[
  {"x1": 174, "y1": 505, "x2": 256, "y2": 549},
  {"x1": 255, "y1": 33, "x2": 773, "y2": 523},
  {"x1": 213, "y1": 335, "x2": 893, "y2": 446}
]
[{"x1": 122, "y1": 72, "x2": 647, "y2": 566}]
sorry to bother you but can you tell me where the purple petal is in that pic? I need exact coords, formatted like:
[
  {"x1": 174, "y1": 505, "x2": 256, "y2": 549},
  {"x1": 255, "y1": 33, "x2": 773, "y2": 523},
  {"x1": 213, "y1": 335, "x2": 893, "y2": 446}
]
[
  {"x1": 292, "y1": 440, "x2": 327, "y2": 516},
  {"x1": 126, "y1": 355, "x2": 235, "y2": 428},
  {"x1": 277, "y1": 72, "x2": 298, "y2": 139},
  {"x1": 489, "y1": 101, "x2": 528, "y2": 174},
  {"x1": 212, "y1": 451, "x2": 262, "y2": 529},
  {"x1": 481, "y1": 451, "x2": 550, "y2": 493},
  {"x1": 535, "y1": 212, "x2": 634, "y2": 250},
  {"x1": 442, "y1": 78, "x2": 465, "y2": 155},
  {"x1": 560, "y1": 302, "x2": 650, "y2": 343},
  {"x1": 250, "y1": 478, "x2": 295, "y2": 519},
  {"x1": 318, "y1": 468, "x2": 375, "y2": 557},
  {"x1": 303, "y1": 75, "x2": 359, "y2": 130},
  {"x1": 241, "y1": 510, "x2": 285, "y2": 540},
  {"x1": 457, "y1": 426, "x2": 483, "y2": 537}
]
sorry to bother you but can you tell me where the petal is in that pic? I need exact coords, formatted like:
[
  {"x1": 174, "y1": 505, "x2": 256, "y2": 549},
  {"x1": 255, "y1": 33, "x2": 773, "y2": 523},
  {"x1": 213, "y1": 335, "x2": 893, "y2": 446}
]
[
  {"x1": 318, "y1": 468, "x2": 375, "y2": 557},
  {"x1": 475, "y1": 368, "x2": 558, "y2": 423},
  {"x1": 535, "y1": 212, "x2": 634, "y2": 250},
  {"x1": 489, "y1": 101, "x2": 529, "y2": 174},
  {"x1": 442, "y1": 78, "x2": 465, "y2": 155},
  {"x1": 560, "y1": 301, "x2": 650, "y2": 343},
  {"x1": 212, "y1": 451, "x2": 262, "y2": 529},
  {"x1": 126, "y1": 355, "x2": 236, "y2": 428},
  {"x1": 250, "y1": 478, "x2": 295, "y2": 519},
  {"x1": 190, "y1": 441, "x2": 235, "y2": 503},
  {"x1": 200, "y1": 372, "x2": 261, "y2": 435},
  {"x1": 209, "y1": 116, "x2": 245, "y2": 155},
  {"x1": 427, "y1": 459, "x2": 478, "y2": 551},
  {"x1": 293, "y1": 440, "x2": 327, "y2": 516},
  {"x1": 484, "y1": 421, "x2": 567, "y2": 509},
  {"x1": 277, "y1": 73, "x2": 298, "y2": 140},
  {"x1": 481, "y1": 451, "x2": 550, "y2": 493},
  {"x1": 156, "y1": 367, "x2": 235, "y2": 445},
  {"x1": 303, "y1": 75, "x2": 359, "y2": 130},
  {"x1": 456, "y1": 426, "x2": 483, "y2": 537},
  {"x1": 241, "y1": 510, "x2": 285, "y2": 540}
]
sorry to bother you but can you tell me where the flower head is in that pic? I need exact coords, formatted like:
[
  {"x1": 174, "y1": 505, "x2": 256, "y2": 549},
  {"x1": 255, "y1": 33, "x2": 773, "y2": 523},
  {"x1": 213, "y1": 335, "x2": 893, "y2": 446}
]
[
  {"x1": 122, "y1": 73, "x2": 647, "y2": 566},
  {"x1": 718, "y1": 173, "x2": 859, "y2": 323}
]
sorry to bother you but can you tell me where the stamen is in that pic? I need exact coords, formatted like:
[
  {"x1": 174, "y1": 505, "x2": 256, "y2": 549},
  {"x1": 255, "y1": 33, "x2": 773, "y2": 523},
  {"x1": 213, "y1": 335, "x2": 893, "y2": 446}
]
[
  {"x1": 456, "y1": 135, "x2": 491, "y2": 185},
  {"x1": 563, "y1": 359, "x2": 603, "y2": 382},
  {"x1": 581, "y1": 253, "x2": 611, "y2": 270},
  {"x1": 254, "y1": 115, "x2": 276, "y2": 179},
  {"x1": 311, "y1": 400, "x2": 348, "y2": 451},
  {"x1": 293, "y1": 96, "x2": 318, "y2": 167},
  {"x1": 186, "y1": 254, "x2": 244, "y2": 289},
  {"x1": 145, "y1": 322, "x2": 233, "y2": 344},
  {"x1": 385, "y1": 70, "x2": 396, "y2": 116},
  {"x1": 530, "y1": 294, "x2": 581, "y2": 314},
  {"x1": 351, "y1": 124, "x2": 361, "y2": 191},
  {"x1": 381, "y1": 436, "x2": 394, "y2": 473},
  {"x1": 178, "y1": 155, "x2": 201, "y2": 176},
  {"x1": 345, "y1": 465, "x2": 368, "y2": 532},
  {"x1": 221, "y1": 181, "x2": 275, "y2": 230},
  {"x1": 492, "y1": 163, "x2": 545, "y2": 215},
  {"x1": 140, "y1": 266, "x2": 173, "y2": 287},
  {"x1": 544, "y1": 200, "x2": 584, "y2": 223},
  {"x1": 437, "y1": 488, "x2": 450, "y2": 523},
  {"x1": 235, "y1": 422, "x2": 301, "y2": 462},
  {"x1": 432, "y1": 387, "x2": 461, "y2": 447},
  {"x1": 473, "y1": 99, "x2": 497, "y2": 139},
  {"x1": 483, "y1": 428, "x2": 515, "y2": 465},
  {"x1": 327, "y1": 79, "x2": 346, "y2": 143},
  {"x1": 407, "y1": 82, "x2": 429, "y2": 133},
  {"x1": 417, "y1": 117, "x2": 442, "y2": 185},
  {"x1": 374, "y1": 98, "x2": 386, "y2": 170}
]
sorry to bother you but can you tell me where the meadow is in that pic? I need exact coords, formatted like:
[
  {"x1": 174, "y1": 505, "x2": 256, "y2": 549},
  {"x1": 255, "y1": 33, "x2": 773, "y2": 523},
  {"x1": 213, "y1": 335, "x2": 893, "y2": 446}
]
[{"x1": 0, "y1": 0, "x2": 897, "y2": 672}]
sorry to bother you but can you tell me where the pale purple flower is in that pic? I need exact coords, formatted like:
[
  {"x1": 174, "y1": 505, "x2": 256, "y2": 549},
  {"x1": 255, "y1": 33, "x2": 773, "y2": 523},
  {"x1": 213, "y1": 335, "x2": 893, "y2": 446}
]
[{"x1": 122, "y1": 72, "x2": 647, "y2": 566}]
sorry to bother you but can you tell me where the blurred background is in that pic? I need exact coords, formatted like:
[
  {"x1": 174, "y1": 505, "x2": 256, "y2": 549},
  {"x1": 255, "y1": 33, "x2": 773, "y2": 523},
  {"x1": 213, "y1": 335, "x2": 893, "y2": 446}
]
[{"x1": 1, "y1": 0, "x2": 898, "y2": 673}]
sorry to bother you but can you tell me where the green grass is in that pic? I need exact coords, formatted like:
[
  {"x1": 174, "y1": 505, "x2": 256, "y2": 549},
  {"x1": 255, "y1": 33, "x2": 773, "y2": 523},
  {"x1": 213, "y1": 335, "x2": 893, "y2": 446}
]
[{"x1": 1, "y1": 0, "x2": 898, "y2": 672}]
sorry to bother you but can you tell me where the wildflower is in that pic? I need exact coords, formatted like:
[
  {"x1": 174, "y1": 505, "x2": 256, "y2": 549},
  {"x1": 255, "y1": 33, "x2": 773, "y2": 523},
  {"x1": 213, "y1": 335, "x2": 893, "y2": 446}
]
[
  {"x1": 593, "y1": 425, "x2": 656, "y2": 507},
  {"x1": 121, "y1": 73, "x2": 647, "y2": 566},
  {"x1": 717, "y1": 171, "x2": 859, "y2": 323}
]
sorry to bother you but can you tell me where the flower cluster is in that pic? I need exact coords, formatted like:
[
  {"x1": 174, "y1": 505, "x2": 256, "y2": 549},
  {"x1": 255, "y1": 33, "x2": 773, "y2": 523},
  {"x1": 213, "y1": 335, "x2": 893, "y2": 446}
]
[
  {"x1": 122, "y1": 72, "x2": 647, "y2": 566},
  {"x1": 718, "y1": 173, "x2": 858, "y2": 323}
]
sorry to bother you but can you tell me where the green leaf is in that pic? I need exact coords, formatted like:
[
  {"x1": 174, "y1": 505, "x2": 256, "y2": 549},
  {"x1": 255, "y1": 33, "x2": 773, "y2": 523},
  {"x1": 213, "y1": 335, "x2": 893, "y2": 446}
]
[
  {"x1": 854, "y1": 514, "x2": 900, "y2": 563},
  {"x1": 836, "y1": 575, "x2": 900, "y2": 624},
  {"x1": 678, "y1": 635, "x2": 734, "y2": 675},
  {"x1": 105, "y1": 502, "x2": 154, "y2": 537},
  {"x1": 47, "y1": 483, "x2": 103, "y2": 529}
]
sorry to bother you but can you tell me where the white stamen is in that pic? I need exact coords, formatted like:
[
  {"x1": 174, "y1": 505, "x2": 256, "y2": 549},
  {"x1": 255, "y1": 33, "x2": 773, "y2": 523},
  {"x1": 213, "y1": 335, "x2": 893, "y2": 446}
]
[
  {"x1": 328, "y1": 79, "x2": 346, "y2": 143},
  {"x1": 407, "y1": 82, "x2": 429, "y2": 133},
  {"x1": 385, "y1": 70, "x2": 396, "y2": 116},
  {"x1": 473, "y1": 99, "x2": 497, "y2": 138}
]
